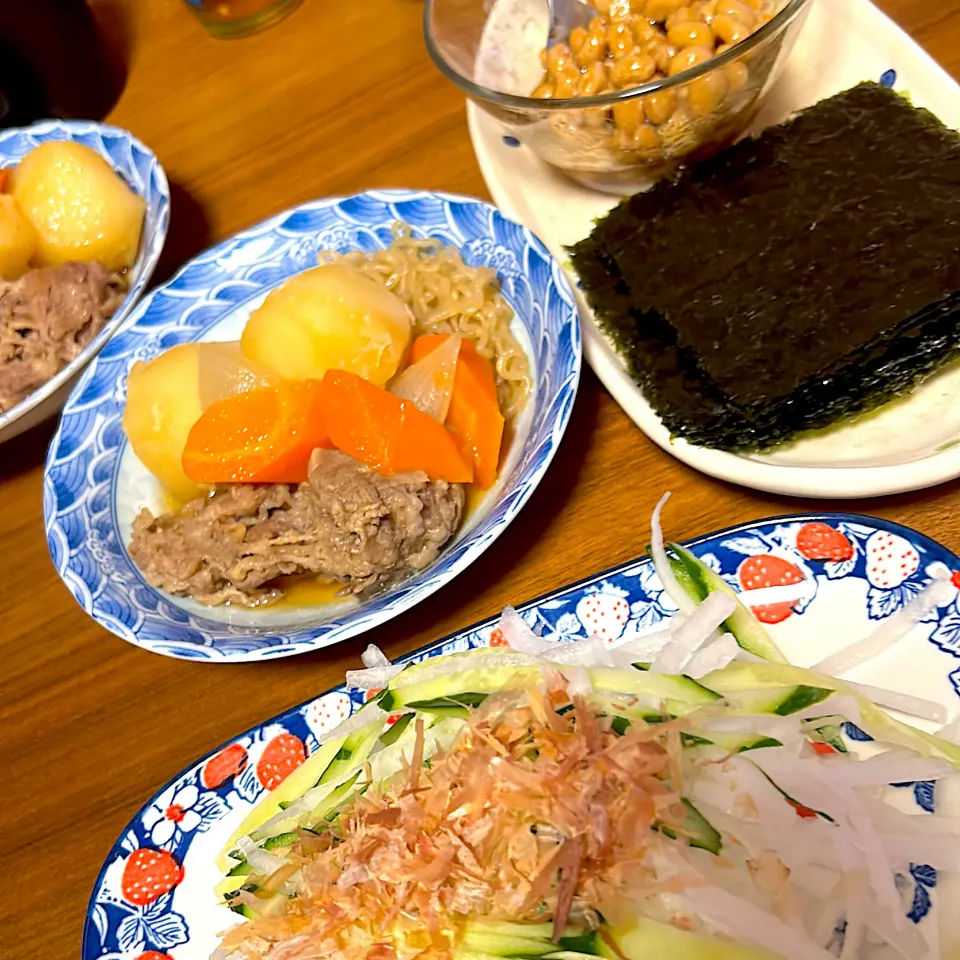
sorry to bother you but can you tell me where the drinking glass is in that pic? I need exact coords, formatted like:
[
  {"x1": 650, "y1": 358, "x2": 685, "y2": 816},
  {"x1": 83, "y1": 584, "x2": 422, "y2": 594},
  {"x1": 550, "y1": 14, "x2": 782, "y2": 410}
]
[{"x1": 182, "y1": 0, "x2": 305, "y2": 39}]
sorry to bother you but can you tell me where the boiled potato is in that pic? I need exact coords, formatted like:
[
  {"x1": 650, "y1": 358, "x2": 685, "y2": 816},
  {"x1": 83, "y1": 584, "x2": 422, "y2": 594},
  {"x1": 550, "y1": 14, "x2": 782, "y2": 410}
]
[
  {"x1": 11, "y1": 141, "x2": 145, "y2": 271},
  {"x1": 0, "y1": 195, "x2": 36, "y2": 280},
  {"x1": 123, "y1": 344, "x2": 204, "y2": 501},
  {"x1": 241, "y1": 264, "x2": 412, "y2": 387}
]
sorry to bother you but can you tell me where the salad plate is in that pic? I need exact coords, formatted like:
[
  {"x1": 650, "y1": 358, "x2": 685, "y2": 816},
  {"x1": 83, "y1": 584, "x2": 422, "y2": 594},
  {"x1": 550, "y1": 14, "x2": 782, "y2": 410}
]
[
  {"x1": 43, "y1": 189, "x2": 580, "y2": 662},
  {"x1": 83, "y1": 512, "x2": 960, "y2": 960},
  {"x1": 467, "y1": 0, "x2": 960, "y2": 499},
  {"x1": 0, "y1": 120, "x2": 170, "y2": 443}
]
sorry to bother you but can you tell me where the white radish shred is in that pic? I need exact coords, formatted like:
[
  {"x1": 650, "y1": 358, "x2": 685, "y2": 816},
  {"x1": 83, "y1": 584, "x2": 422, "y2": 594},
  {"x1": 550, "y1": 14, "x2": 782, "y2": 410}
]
[
  {"x1": 498, "y1": 606, "x2": 552, "y2": 654},
  {"x1": 685, "y1": 884, "x2": 837, "y2": 960},
  {"x1": 238, "y1": 836, "x2": 287, "y2": 875},
  {"x1": 361, "y1": 644, "x2": 392, "y2": 669},
  {"x1": 682, "y1": 632, "x2": 740, "y2": 678},
  {"x1": 650, "y1": 492, "x2": 697, "y2": 615},
  {"x1": 843, "y1": 681, "x2": 947, "y2": 724},
  {"x1": 813, "y1": 574, "x2": 955, "y2": 677},
  {"x1": 649, "y1": 591, "x2": 736, "y2": 675}
]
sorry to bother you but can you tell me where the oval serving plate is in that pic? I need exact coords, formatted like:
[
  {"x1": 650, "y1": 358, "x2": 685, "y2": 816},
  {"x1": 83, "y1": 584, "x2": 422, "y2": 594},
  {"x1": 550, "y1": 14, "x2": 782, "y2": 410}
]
[
  {"x1": 467, "y1": 0, "x2": 960, "y2": 498},
  {"x1": 0, "y1": 120, "x2": 170, "y2": 443},
  {"x1": 83, "y1": 513, "x2": 960, "y2": 959},
  {"x1": 44, "y1": 189, "x2": 580, "y2": 662}
]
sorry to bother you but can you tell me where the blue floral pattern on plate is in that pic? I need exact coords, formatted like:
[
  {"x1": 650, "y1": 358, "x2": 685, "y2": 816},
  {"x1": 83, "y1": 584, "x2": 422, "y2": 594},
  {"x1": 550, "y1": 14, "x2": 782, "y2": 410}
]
[
  {"x1": 43, "y1": 189, "x2": 581, "y2": 662},
  {"x1": 83, "y1": 513, "x2": 959, "y2": 958},
  {"x1": 0, "y1": 120, "x2": 170, "y2": 435}
]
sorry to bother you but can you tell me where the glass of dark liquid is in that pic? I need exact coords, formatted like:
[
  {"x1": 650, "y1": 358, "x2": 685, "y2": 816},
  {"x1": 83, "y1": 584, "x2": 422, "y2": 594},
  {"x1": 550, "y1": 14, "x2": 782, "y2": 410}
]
[
  {"x1": 182, "y1": 0, "x2": 306, "y2": 38},
  {"x1": 0, "y1": 1, "x2": 122, "y2": 128}
]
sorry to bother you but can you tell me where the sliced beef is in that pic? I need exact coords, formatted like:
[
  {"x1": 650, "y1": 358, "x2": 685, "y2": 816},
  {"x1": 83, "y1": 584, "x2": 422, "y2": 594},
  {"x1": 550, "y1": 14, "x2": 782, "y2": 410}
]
[
  {"x1": 128, "y1": 449, "x2": 466, "y2": 607},
  {"x1": 0, "y1": 261, "x2": 125, "y2": 412}
]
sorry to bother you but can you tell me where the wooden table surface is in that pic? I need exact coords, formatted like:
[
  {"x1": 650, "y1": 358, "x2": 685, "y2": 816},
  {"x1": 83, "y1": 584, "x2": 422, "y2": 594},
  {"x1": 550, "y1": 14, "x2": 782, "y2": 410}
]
[{"x1": 3, "y1": 1, "x2": 959, "y2": 956}]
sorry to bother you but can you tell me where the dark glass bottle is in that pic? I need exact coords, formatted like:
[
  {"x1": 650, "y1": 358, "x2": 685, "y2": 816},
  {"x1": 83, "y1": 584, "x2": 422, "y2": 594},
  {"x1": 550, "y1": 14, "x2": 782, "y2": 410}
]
[{"x1": 0, "y1": 1, "x2": 121, "y2": 128}]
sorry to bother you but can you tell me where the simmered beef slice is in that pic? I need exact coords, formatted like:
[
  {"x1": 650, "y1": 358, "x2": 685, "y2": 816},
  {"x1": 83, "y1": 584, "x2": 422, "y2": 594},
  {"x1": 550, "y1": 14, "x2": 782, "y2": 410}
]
[
  {"x1": 0, "y1": 261, "x2": 125, "y2": 412},
  {"x1": 128, "y1": 449, "x2": 466, "y2": 606}
]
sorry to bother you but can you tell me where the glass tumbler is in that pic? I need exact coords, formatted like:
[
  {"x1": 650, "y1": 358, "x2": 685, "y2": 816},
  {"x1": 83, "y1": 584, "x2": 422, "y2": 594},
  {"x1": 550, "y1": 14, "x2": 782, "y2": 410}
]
[{"x1": 182, "y1": 0, "x2": 306, "y2": 39}]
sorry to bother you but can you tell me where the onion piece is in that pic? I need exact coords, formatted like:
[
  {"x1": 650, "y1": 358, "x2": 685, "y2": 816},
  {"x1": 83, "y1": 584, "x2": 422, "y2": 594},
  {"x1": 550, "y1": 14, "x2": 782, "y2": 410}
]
[
  {"x1": 389, "y1": 333, "x2": 461, "y2": 421},
  {"x1": 197, "y1": 341, "x2": 277, "y2": 410},
  {"x1": 650, "y1": 493, "x2": 696, "y2": 616},
  {"x1": 812, "y1": 575, "x2": 955, "y2": 677}
]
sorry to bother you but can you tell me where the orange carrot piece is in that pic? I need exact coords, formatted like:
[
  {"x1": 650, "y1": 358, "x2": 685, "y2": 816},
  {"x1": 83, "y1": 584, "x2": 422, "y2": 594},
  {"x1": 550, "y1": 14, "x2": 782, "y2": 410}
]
[
  {"x1": 182, "y1": 380, "x2": 332, "y2": 484},
  {"x1": 320, "y1": 370, "x2": 473, "y2": 483},
  {"x1": 408, "y1": 335, "x2": 504, "y2": 489}
]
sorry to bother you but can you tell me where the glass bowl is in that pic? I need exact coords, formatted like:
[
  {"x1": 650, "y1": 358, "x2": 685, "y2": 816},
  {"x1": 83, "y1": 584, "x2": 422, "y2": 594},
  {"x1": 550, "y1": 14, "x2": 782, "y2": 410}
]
[{"x1": 425, "y1": 0, "x2": 812, "y2": 193}]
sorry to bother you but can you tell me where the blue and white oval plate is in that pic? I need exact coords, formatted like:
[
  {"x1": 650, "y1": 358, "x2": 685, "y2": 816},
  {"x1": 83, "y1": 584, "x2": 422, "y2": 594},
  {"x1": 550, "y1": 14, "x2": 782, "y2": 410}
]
[
  {"x1": 82, "y1": 513, "x2": 960, "y2": 960},
  {"x1": 0, "y1": 120, "x2": 170, "y2": 443},
  {"x1": 43, "y1": 189, "x2": 581, "y2": 662}
]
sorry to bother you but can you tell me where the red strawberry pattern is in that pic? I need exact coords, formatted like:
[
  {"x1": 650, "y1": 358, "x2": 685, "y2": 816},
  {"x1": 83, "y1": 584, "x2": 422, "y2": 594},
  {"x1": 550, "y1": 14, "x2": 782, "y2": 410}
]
[
  {"x1": 304, "y1": 692, "x2": 352, "y2": 740},
  {"x1": 952, "y1": 571, "x2": 960, "y2": 590},
  {"x1": 796, "y1": 522, "x2": 853, "y2": 562},
  {"x1": 255, "y1": 733, "x2": 306, "y2": 790},
  {"x1": 489, "y1": 627, "x2": 508, "y2": 647},
  {"x1": 136, "y1": 953, "x2": 174, "y2": 960},
  {"x1": 576, "y1": 593, "x2": 629, "y2": 642},
  {"x1": 865, "y1": 531, "x2": 920, "y2": 589},
  {"x1": 201, "y1": 742, "x2": 247, "y2": 789},
  {"x1": 121, "y1": 848, "x2": 183, "y2": 906},
  {"x1": 738, "y1": 555, "x2": 805, "y2": 624}
]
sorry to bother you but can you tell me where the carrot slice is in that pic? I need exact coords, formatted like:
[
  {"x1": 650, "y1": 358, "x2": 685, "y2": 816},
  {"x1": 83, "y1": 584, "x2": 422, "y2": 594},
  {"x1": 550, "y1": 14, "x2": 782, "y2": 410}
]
[
  {"x1": 320, "y1": 370, "x2": 473, "y2": 483},
  {"x1": 181, "y1": 380, "x2": 332, "y2": 484},
  {"x1": 409, "y1": 334, "x2": 504, "y2": 489}
]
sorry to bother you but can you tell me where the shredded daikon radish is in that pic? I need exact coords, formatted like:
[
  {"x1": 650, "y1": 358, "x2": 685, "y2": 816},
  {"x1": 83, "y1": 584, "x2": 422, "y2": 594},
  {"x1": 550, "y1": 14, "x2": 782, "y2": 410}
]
[
  {"x1": 650, "y1": 591, "x2": 736, "y2": 675},
  {"x1": 813, "y1": 575, "x2": 955, "y2": 677},
  {"x1": 683, "y1": 632, "x2": 740, "y2": 678},
  {"x1": 650, "y1": 492, "x2": 696, "y2": 615}
]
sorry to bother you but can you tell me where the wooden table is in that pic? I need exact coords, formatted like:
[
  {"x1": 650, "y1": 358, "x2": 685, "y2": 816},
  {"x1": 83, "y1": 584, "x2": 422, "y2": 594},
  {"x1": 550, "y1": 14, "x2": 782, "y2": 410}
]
[{"x1": 3, "y1": 1, "x2": 958, "y2": 956}]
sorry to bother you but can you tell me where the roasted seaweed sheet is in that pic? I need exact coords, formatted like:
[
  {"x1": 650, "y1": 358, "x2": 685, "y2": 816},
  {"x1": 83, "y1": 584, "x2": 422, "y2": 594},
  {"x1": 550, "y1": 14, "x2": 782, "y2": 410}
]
[{"x1": 570, "y1": 82, "x2": 960, "y2": 451}]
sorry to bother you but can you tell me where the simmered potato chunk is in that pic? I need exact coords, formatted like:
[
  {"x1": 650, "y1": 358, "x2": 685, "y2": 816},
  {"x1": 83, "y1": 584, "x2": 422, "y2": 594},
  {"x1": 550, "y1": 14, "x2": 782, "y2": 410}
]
[
  {"x1": 123, "y1": 344, "x2": 204, "y2": 500},
  {"x1": 241, "y1": 264, "x2": 412, "y2": 388},
  {"x1": 0, "y1": 195, "x2": 36, "y2": 280},
  {"x1": 11, "y1": 141, "x2": 145, "y2": 271}
]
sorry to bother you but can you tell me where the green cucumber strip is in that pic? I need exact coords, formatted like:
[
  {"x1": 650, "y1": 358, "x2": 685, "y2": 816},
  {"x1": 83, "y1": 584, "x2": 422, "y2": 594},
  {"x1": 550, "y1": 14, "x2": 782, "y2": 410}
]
[
  {"x1": 610, "y1": 716, "x2": 630, "y2": 737},
  {"x1": 380, "y1": 713, "x2": 413, "y2": 745},
  {"x1": 773, "y1": 685, "x2": 833, "y2": 716},
  {"x1": 657, "y1": 798, "x2": 722, "y2": 854},
  {"x1": 262, "y1": 831, "x2": 298, "y2": 850},
  {"x1": 668, "y1": 542, "x2": 788, "y2": 664},
  {"x1": 602, "y1": 918, "x2": 782, "y2": 960}
]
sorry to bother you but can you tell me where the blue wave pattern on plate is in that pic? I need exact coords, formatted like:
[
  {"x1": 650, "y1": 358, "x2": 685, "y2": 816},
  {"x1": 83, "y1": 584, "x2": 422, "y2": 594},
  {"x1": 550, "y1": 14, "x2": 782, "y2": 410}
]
[
  {"x1": 83, "y1": 513, "x2": 959, "y2": 958},
  {"x1": 44, "y1": 189, "x2": 580, "y2": 661},
  {"x1": 0, "y1": 120, "x2": 170, "y2": 431}
]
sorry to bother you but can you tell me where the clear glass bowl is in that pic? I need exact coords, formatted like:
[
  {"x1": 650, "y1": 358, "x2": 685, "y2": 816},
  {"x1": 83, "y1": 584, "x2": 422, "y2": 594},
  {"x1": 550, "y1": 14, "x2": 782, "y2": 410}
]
[{"x1": 425, "y1": 0, "x2": 812, "y2": 193}]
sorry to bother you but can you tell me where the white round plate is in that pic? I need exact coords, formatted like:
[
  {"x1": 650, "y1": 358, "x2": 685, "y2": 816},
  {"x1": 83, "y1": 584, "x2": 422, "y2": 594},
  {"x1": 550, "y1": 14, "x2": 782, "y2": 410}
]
[
  {"x1": 43, "y1": 189, "x2": 580, "y2": 661},
  {"x1": 467, "y1": 0, "x2": 960, "y2": 498}
]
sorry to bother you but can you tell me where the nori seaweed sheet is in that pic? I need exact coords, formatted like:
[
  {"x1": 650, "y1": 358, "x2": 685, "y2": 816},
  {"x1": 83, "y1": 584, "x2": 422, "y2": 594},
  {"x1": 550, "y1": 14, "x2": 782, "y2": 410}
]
[{"x1": 569, "y1": 82, "x2": 960, "y2": 451}]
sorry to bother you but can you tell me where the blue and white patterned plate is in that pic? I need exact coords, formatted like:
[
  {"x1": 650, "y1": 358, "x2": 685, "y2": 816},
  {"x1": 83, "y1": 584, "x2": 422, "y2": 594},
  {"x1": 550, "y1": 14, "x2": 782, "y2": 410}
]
[
  {"x1": 43, "y1": 189, "x2": 581, "y2": 662},
  {"x1": 82, "y1": 513, "x2": 960, "y2": 960},
  {"x1": 0, "y1": 120, "x2": 170, "y2": 443}
]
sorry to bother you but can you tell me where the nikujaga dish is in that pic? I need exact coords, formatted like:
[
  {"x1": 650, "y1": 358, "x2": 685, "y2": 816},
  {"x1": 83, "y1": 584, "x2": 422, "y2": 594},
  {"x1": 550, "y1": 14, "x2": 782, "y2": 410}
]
[{"x1": 124, "y1": 226, "x2": 532, "y2": 607}]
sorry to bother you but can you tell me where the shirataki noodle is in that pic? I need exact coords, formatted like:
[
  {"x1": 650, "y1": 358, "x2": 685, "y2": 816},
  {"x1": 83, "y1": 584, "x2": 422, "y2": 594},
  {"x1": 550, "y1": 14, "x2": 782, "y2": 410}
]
[{"x1": 319, "y1": 224, "x2": 531, "y2": 419}]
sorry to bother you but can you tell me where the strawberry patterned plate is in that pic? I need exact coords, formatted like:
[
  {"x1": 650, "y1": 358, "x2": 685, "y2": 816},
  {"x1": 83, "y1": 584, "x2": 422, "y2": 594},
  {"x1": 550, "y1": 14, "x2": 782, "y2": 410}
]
[
  {"x1": 83, "y1": 512, "x2": 960, "y2": 960},
  {"x1": 467, "y1": 0, "x2": 960, "y2": 498}
]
